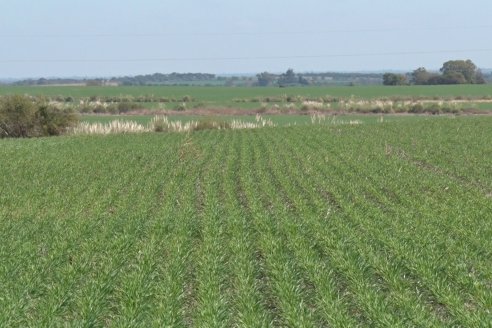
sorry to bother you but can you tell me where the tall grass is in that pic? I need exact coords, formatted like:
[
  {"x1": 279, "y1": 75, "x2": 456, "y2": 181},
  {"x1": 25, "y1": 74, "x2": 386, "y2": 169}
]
[
  {"x1": 71, "y1": 115, "x2": 278, "y2": 135},
  {"x1": 71, "y1": 120, "x2": 147, "y2": 134}
]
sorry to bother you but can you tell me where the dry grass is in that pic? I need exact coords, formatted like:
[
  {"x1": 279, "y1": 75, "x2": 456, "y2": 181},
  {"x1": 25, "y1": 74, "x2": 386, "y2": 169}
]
[
  {"x1": 71, "y1": 120, "x2": 148, "y2": 135},
  {"x1": 150, "y1": 115, "x2": 198, "y2": 132},
  {"x1": 310, "y1": 113, "x2": 362, "y2": 126},
  {"x1": 71, "y1": 115, "x2": 277, "y2": 135}
]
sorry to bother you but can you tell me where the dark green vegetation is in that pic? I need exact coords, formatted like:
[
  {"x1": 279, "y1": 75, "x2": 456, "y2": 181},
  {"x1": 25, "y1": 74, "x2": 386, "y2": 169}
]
[
  {"x1": 384, "y1": 60, "x2": 486, "y2": 86},
  {"x1": 10, "y1": 71, "x2": 384, "y2": 87},
  {"x1": 382, "y1": 73, "x2": 408, "y2": 86},
  {"x1": 411, "y1": 60, "x2": 486, "y2": 85},
  {"x1": 0, "y1": 95, "x2": 78, "y2": 138},
  {"x1": 1, "y1": 117, "x2": 491, "y2": 326}
]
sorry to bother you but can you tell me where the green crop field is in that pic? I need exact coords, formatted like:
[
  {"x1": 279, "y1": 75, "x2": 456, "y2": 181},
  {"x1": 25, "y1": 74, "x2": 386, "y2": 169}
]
[
  {"x1": 2, "y1": 85, "x2": 492, "y2": 114},
  {"x1": 2, "y1": 84, "x2": 492, "y2": 99},
  {"x1": 1, "y1": 117, "x2": 491, "y2": 326},
  {"x1": 2, "y1": 85, "x2": 492, "y2": 118},
  {"x1": 2, "y1": 84, "x2": 492, "y2": 105}
]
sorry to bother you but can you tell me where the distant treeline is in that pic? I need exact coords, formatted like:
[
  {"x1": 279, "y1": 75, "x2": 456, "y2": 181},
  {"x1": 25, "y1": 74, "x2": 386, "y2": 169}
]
[
  {"x1": 13, "y1": 73, "x2": 218, "y2": 87},
  {"x1": 7, "y1": 65, "x2": 491, "y2": 87},
  {"x1": 9, "y1": 70, "x2": 385, "y2": 87},
  {"x1": 383, "y1": 60, "x2": 489, "y2": 86},
  {"x1": 256, "y1": 69, "x2": 383, "y2": 87},
  {"x1": 303, "y1": 72, "x2": 383, "y2": 84},
  {"x1": 13, "y1": 78, "x2": 88, "y2": 86},
  {"x1": 113, "y1": 73, "x2": 217, "y2": 86}
]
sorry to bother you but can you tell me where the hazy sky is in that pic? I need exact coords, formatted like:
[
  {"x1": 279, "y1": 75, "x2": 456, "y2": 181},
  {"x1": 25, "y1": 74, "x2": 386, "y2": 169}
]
[{"x1": 1, "y1": 0, "x2": 492, "y2": 78}]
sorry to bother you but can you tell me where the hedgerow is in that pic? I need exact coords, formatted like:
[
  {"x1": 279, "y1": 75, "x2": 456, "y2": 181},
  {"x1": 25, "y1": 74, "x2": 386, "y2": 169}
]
[{"x1": 0, "y1": 95, "x2": 78, "y2": 138}]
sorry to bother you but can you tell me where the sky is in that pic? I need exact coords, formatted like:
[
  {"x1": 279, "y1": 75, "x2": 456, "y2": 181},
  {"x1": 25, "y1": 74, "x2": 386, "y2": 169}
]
[{"x1": 1, "y1": 0, "x2": 492, "y2": 78}]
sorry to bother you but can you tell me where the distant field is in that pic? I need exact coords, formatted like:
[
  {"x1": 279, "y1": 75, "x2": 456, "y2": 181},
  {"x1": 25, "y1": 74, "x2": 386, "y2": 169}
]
[
  {"x1": 1, "y1": 117, "x2": 491, "y2": 326},
  {"x1": 2, "y1": 85, "x2": 492, "y2": 114},
  {"x1": 2, "y1": 84, "x2": 492, "y2": 114},
  {"x1": 2, "y1": 84, "x2": 492, "y2": 100}
]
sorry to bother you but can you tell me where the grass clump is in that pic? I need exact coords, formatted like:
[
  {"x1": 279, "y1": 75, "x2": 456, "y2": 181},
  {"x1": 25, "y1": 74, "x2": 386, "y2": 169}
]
[
  {"x1": 0, "y1": 95, "x2": 78, "y2": 138},
  {"x1": 193, "y1": 119, "x2": 231, "y2": 131}
]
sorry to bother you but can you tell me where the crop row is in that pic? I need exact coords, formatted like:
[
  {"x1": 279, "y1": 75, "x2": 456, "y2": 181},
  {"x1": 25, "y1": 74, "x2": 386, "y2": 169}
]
[{"x1": 0, "y1": 117, "x2": 490, "y2": 326}]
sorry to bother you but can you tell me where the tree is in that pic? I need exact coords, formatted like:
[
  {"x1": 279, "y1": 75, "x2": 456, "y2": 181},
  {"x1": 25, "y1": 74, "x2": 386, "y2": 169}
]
[
  {"x1": 440, "y1": 59, "x2": 483, "y2": 84},
  {"x1": 278, "y1": 68, "x2": 298, "y2": 86},
  {"x1": 256, "y1": 72, "x2": 275, "y2": 86},
  {"x1": 411, "y1": 67, "x2": 432, "y2": 85},
  {"x1": 440, "y1": 71, "x2": 467, "y2": 84},
  {"x1": 383, "y1": 73, "x2": 408, "y2": 85},
  {"x1": 473, "y1": 69, "x2": 486, "y2": 84},
  {"x1": 298, "y1": 75, "x2": 310, "y2": 85},
  {"x1": 411, "y1": 60, "x2": 485, "y2": 85}
]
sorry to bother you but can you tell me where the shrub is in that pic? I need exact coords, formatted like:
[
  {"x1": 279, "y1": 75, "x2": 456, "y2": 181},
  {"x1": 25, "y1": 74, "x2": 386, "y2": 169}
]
[
  {"x1": 0, "y1": 95, "x2": 79, "y2": 138},
  {"x1": 150, "y1": 115, "x2": 169, "y2": 132},
  {"x1": 117, "y1": 102, "x2": 140, "y2": 113},
  {"x1": 192, "y1": 102, "x2": 206, "y2": 109},
  {"x1": 135, "y1": 95, "x2": 155, "y2": 103},
  {"x1": 174, "y1": 103, "x2": 187, "y2": 111},
  {"x1": 427, "y1": 104, "x2": 442, "y2": 115},
  {"x1": 409, "y1": 103, "x2": 424, "y2": 114},
  {"x1": 300, "y1": 104, "x2": 310, "y2": 112},
  {"x1": 53, "y1": 95, "x2": 65, "y2": 102},
  {"x1": 106, "y1": 104, "x2": 119, "y2": 114},
  {"x1": 79, "y1": 105, "x2": 93, "y2": 114},
  {"x1": 193, "y1": 120, "x2": 231, "y2": 131},
  {"x1": 181, "y1": 95, "x2": 193, "y2": 102},
  {"x1": 92, "y1": 105, "x2": 107, "y2": 114},
  {"x1": 0, "y1": 95, "x2": 38, "y2": 137},
  {"x1": 36, "y1": 104, "x2": 78, "y2": 136}
]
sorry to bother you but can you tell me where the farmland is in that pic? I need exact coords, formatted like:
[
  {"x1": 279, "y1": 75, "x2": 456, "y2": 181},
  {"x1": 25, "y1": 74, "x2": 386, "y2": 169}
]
[
  {"x1": 1, "y1": 85, "x2": 492, "y2": 114},
  {"x1": 1, "y1": 116, "x2": 491, "y2": 326},
  {"x1": 3, "y1": 85, "x2": 492, "y2": 100}
]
